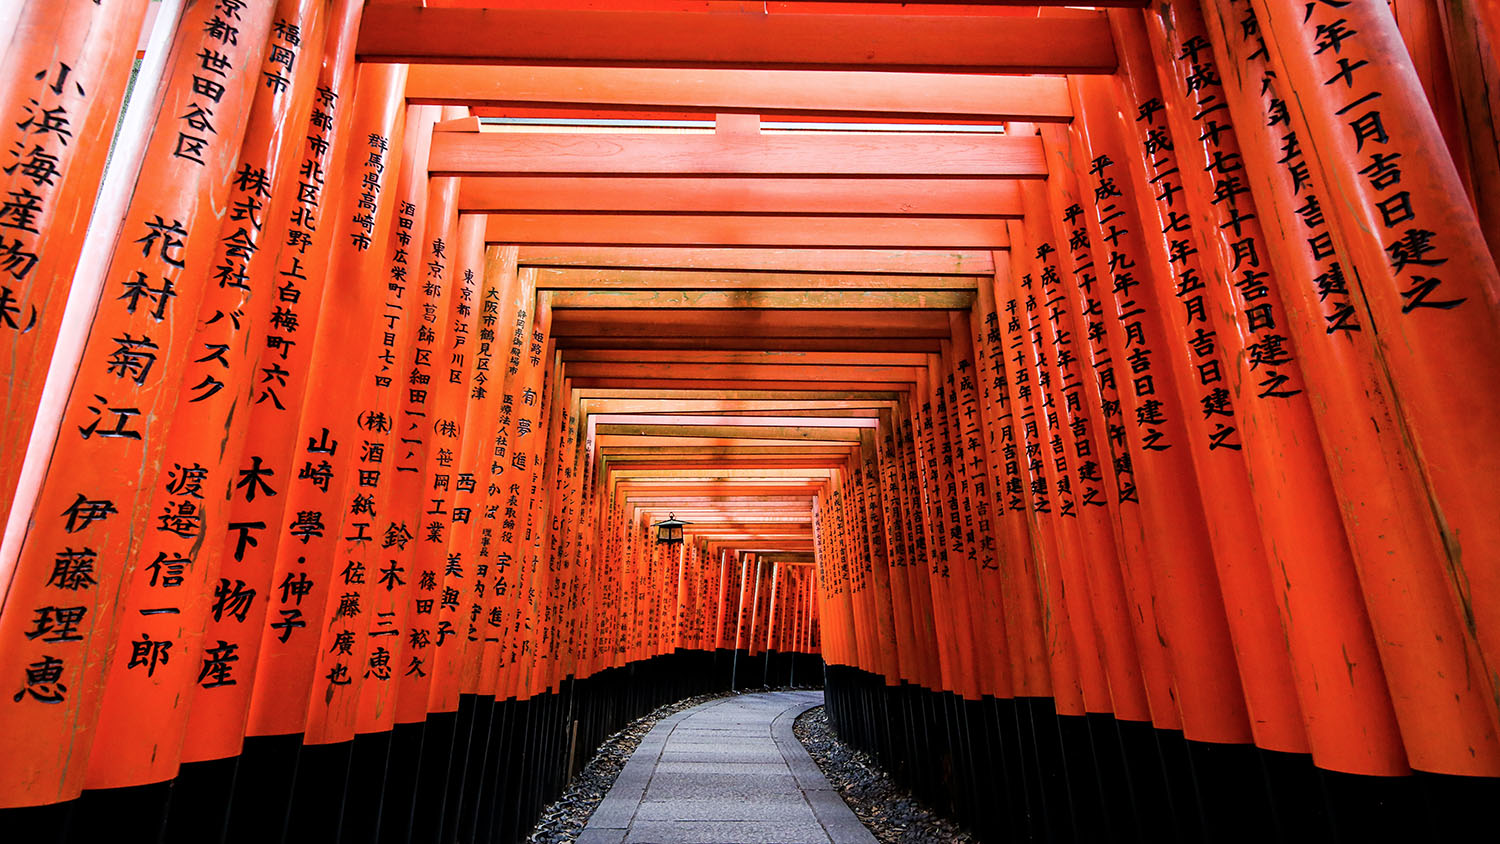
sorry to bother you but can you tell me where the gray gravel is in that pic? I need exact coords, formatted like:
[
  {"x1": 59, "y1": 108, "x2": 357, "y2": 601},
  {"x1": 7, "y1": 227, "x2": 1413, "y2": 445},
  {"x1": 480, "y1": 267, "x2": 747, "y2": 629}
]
[{"x1": 793, "y1": 705, "x2": 977, "y2": 844}]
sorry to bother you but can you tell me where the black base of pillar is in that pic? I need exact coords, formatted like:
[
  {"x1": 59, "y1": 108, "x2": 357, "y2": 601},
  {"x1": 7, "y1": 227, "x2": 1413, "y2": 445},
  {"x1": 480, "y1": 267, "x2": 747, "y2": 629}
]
[
  {"x1": 163, "y1": 753, "x2": 239, "y2": 844},
  {"x1": 0, "y1": 649, "x2": 822, "y2": 844},
  {"x1": 821, "y1": 662, "x2": 1500, "y2": 843}
]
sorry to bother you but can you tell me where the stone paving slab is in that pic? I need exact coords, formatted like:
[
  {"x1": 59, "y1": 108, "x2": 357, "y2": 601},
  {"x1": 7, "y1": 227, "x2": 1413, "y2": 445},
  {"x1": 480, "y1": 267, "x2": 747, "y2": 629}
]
[
  {"x1": 644, "y1": 772, "x2": 803, "y2": 799},
  {"x1": 581, "y1": 691, "x2": 877, "y2": 844},
  {"x1": 623, "y1": 820, "x2": 831, "y2": 843},
  {"x1": 652, "y1": 761, "x2": 799, "y2": 776}
]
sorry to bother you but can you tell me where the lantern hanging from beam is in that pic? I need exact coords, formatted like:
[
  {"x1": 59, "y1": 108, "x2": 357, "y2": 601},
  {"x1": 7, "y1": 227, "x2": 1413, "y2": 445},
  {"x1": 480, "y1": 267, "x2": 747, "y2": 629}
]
[{"x1": 652, "y1": 513, "x2": 690, "y2": 546}]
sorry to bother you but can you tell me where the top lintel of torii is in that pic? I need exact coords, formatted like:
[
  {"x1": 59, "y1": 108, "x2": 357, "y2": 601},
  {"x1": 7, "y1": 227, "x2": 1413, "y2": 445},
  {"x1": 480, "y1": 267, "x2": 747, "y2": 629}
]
[{"x1": 358, "y1": 3, "x2": 1141, "y2": 78}]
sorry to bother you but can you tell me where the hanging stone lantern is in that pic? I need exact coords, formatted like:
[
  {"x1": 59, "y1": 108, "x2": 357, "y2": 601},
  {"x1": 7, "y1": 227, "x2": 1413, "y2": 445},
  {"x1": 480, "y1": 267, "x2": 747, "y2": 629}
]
[{"x1": 652, "y1": 513, "x2": 690, "y2": 546}]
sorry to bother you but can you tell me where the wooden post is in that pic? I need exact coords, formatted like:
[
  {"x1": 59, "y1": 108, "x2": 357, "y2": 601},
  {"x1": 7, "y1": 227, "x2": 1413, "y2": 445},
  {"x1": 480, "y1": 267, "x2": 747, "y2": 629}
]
[
  {"x1": 0, "y1": 0, "x2": 277, "y2": 807},
  {"x1": 84, "y1": 0, "x2": 328, "y2": 791},
  {"x1": 0, "y1": 0, "x2": 152, "y2": 523}
]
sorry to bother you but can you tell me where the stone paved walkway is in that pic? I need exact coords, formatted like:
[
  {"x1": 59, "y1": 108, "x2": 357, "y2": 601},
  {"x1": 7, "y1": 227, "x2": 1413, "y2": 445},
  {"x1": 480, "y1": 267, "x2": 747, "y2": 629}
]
[{"x1": 578, "y1": 691, "x2": 876, "y2": 844}]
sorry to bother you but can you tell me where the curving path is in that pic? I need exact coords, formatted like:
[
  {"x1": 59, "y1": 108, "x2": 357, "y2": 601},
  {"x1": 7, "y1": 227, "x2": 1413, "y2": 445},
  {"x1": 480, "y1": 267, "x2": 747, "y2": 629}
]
[{"x1": 578, "y1": 691, "x2": 876, "y2": 844}]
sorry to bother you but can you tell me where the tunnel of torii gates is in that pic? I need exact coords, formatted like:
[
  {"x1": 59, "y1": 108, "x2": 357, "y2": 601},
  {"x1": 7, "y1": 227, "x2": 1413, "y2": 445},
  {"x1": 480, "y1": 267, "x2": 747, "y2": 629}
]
[{"x1": 1, "y1": 0, "x2": 1500, "y2": 842}]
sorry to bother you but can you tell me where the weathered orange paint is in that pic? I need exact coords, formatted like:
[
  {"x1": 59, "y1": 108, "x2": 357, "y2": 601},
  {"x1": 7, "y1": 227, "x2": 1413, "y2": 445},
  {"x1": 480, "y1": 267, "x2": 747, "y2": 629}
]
[{"x1": 0, "y1": 0, "x2": 277, "y2": 806}]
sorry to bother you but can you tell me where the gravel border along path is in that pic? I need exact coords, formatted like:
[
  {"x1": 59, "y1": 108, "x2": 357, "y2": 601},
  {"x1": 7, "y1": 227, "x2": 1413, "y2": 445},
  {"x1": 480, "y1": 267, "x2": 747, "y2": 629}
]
[{"x1": 793, "y1": 705, "x2": 977, "y2": 844}]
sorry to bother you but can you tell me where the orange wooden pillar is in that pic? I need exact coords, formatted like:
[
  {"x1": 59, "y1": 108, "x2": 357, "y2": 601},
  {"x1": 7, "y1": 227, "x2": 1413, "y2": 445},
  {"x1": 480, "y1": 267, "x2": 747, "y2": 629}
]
[
  {"x1": 897, "y1": 402, "x2": 945, "y2": 691},
  {"x1": 398, "y1": 238, "x2": 512, "y2": 723},
  {"x1": 555, "y1": 388, "x2": 591, "y2": 679},
  {"x1": 932, "y1": 342, "x2": 1009, "y2": 698},
  {"x1": 1435, "y1": 0, "x2": 1500, "y2": 261},
  {"x1": 552, "y1": 371, "x2": 583, "y2": 687},
  {"x1": 373, "y1": 216, "x2": 488, "y2": 842},
  {"x1": 852, "y1": 431, "x2": 902, "y2": 686},
  {"x1": 497, "y1": 293, "x2": 553, "y2": 700},
  {"x1": 1060, "y1": 84, "x2": 1257, "y2": 748},
  {"x1": 1001, "y1": 220, "x2": 1117, "y2": 719},
  {"x1": 844, "y1": 460, "x2": 881, "y2": 678},
  {"x1": 515, "y1": 295, "x2": 558, "y2": 698},
  {"x1": 530, "y1": 357, "x2": 571, "y2": 695},
  {"x1": 711, "y1": 547, "x2": 730, "y2": 653},
  {"x1": 1124, "y1": 3, "x2": 1414, "y2": 776},
  {"x1": 83, "y1": 0, "x2": 328, "y2": 795},
  {"x1": 1067, "y1": 18, "x2": 1308, "y2": 756},
  {"x1": 1007, "y1": 178, "x2": 1176, "y2": 731},
  {"x1": 945, "y1": 318, "x2": 1022, "y2": 700},
  {"x1": 298, "y1": 90, "x2": 421, "y2": 752},
  {"x1": 179, "y1": 1, "x2": 364, "y2": 773},
  {"x1": 908, "y1": 373, "x2": 975, "y2": 696},
  {"x1": 989, "y1": 254, "x2": 1087, "y2": 720},
  {"x1": 1246, "y1": 0, "x2": 1500, "y2": 773},
  {"x1": 811, "y1": 506, "x2": 855, "y2": 675},
  {"x1": 747, "y1": 546, "x2": 769, "y2": 661},
  {"x1": 1197, "y1": 0, "x2": 1500, "y2": 776},
  {"x1": 425, "y1": 257, "x2": 528, "y2": 715},
  {"x1": 967, "y1": 266, "x2": 1051, "y2": 700},
  {"x1": 898, "y1": 389, "x2": 947, "y2": 690},
  {"x1": 884, "y1": 399, "x2": 944, "y2": 691},
  {"x1": 0, "y1": 0, "x2": 276, "y2": 809},
  {"x1": 1392, "y1": 1, "x2": 1468, "y2": 192},
  {"x1": 1006, "y1": 209, "x2": 1151, "y2": 724},
  {"x1": 871, "y1": 411, "x2": 929, "y2": 688},
  {"x1": 241, "y1": 61, "x2": 406, "y2": 744},
  {"x1": 828, "y1": 486, "x2": 863, "y2": 677},
  {"x1": 0, "y1": 0, "x2": 151, "y2": 523},
  {"x1": 354, "y1": 108, "x2": 464, "y2": 741}
]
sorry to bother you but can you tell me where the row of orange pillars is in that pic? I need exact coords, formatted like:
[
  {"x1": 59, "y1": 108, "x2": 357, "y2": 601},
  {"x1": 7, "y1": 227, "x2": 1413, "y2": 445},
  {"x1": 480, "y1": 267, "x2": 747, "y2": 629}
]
[
  {"x1": 0, "y1": 2, "x2": 825, "y2": 842},
  {"x1": 0, "y1": 1, "x2": 1498, "y2": 843}
]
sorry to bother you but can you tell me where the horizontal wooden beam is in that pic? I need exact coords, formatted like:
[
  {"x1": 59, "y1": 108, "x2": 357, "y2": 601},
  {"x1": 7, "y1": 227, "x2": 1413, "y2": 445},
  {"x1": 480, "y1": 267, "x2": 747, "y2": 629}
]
[
  {"x1": 597, "y1": 440, "x2": 852, "y2": 452},
  {"x1": 536, "y1": 268, "x2": 978, "y2": 291},
  {"x1": 597, "y1": 424, "x2": 864, "y2": 441},
  {"x1": 617, "y1": 484, "x2": 827, "y2": 497},
  {"x1": 560, "y1": 336, "x2": 942, "y2": 353},
  {"x1": 704, "y1": 543, "x2": 816, "y2": 553},
  {"x1": 552, "y1": 308, "x2": 952, "y2": 338},
  {"x1": 612, "y1": 467, "x2": 836, "y2": 479},
  {"x1": 548, "y1": 289, "x2": 972, "y2": 309},
  {"x1": 607, "y1": 451, "x2": 852, "y2": 462},
  {"x1": 659, "y1": 528, "x2": 814, "y2": 536},
  {"x1": 432, "y1": 131, "x2": 1043, "y2": 177},
  {"x1": 568, "y1": 350, "x2": 928, "y2": 366},
  {"x1": 577, "y1": 363, "x2": 921, "y2": 382},
  {"x1": 617, "y1": 481, "x2": 832, "y2": 499},
  {"x1": 637, "y1": 516, "x2": 814, "y2": 525},
  {"x1": 359, "y1": 7, "x2": 1117, "y2": 74},
  {"x1": 622, "y1": 495, "x2": 812, "y2": 503},
  {"x1": 632, "y1": 517, "x2": 814, "y2": 527},
  {"x1": 574, "y1": 379, "x2": 914, "y2": 391},
  {"x1": 581, "y1": 398, "x2": 895, "y2": 413},
  {"x1": 592, "y1": 413, "x2": 877, "y2": 428},
  {"x1": 573, "y1": 392, "x2": 900, "y2": 401},
  {"x1": 702, "y1": 407, "x2": 882, "y2": 418},
  {"x1": 612, "y1": 455, "x2": 842, "y2": 468},
  {"x1": 457, "y1": 176, "x2": 1024, "y2": 216},
  {"x1": 481, "y1": 214, "x2": 1011, "y2": 248},
  {"x1": 519, "y1": 247, "x2": 994, "y2": 275},
  {"x1": 406, "y1": 65, "x2": 1071, "y2": 121}
]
